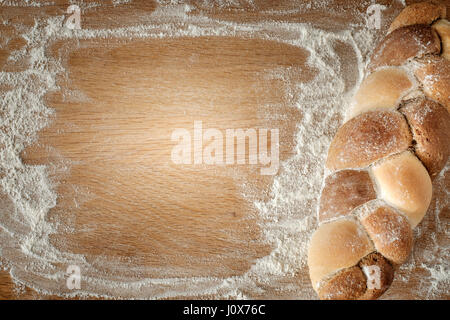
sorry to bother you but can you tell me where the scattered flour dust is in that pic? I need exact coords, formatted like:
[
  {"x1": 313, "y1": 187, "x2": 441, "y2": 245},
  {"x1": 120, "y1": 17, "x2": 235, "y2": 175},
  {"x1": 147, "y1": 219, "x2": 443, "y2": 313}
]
[{"x1": 0, "y1": 0, "x2": 448, "y2": 299}]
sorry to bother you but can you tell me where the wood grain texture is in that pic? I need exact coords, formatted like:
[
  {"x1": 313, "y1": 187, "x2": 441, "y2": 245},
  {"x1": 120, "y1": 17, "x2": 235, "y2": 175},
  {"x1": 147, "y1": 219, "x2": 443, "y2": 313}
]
[
  {"x1": 35, "y1": 36, "x2": 305, "y2": 276},
  {"x1": 0, "y1": 0, "x2": 448, "y2": 300}
]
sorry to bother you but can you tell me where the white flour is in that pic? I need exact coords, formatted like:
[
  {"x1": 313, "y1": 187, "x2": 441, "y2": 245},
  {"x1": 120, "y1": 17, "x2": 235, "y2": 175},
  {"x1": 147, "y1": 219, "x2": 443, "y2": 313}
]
[{"x1": 0, "y1": 0, "x2": 448, "y2": 299}]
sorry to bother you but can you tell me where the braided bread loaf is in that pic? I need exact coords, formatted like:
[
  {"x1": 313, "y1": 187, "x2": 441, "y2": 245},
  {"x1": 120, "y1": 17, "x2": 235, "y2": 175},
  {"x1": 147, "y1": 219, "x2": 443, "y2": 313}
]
[{"x1": 307, "y1": 1, "x2": 450, "y2": 300}]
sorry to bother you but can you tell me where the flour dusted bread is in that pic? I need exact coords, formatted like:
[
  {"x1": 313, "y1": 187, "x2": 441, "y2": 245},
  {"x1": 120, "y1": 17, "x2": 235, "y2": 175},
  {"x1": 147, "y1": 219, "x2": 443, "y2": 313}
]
[
  {"x1": 316, "y1": 266, "x2": 367, "y2": 300},
  {"x1": 319, "y1": 170, "x2": 376, "y2": 222},
  {"x1": 348, "y1": 67, "x2": 414, "y2": 119},
  {"x1": 433, "y1": 19, "x2": 450, "y2": 60},
  {"x1": 368, "y1": 24, "x2": 441, "y2": 71},
  {"x1": 357, "y1": 253, "x2": 395, "y2": 300},
  {"x1": 400, "y1": 98, "x2": 450, "y2": 178},
  {"x1": 389, "y1": 1, "x2": 446, "y2": 33},
  {"x1": 371, "y1": 152, "x2": 432, "y2": 227},
  {"x1": 359, "y1": 206, "x2": 413, "y2": 265},
  {"x1": 307, "y1": 1, "x2": 450, "y2": 300},
  {"x1": 326, "y1": 110, "x2": 412, "y2": 170},
  {"x1": 414, "y1": 56, "x2": 450, "y2": 111},
  {"x1": 316, "y1": 252, "x2": 395, "y2": 300},
  {"x1": 307, "y1": 219, "x2": 374, "y2": 290}
]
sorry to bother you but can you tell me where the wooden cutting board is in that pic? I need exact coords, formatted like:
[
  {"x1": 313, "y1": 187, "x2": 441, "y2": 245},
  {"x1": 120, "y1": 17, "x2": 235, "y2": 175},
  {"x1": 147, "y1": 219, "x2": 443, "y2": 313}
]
[{"x1": 0, "y1": 0, "x2": 447, "y2": 299}]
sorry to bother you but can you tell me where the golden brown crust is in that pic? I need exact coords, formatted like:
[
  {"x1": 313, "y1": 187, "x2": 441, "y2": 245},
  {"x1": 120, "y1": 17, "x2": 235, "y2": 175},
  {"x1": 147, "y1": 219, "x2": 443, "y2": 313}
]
[
  {"x1": 348, "y1": 67, "x2": 414, "y2": 119},
  {"x1": 317, "y1": 252, "x2": 395, "y2": 300},
  {"x1": 317, "y1": 266, "x2": 367, "y2": 300},
  {"x1": 326, "y1": 111, "x2": 412, "y2": 171},
  {"x1": 308, "y1": 219, "x2": 374, "y2": 290},
  {"x1": 360, "y1": 206, "x2": 413, "y2": 265},
  {"x1": 319, "y1": 170, "x2": 376, "y2": 223},
  {"x1": 371, "y1": 152, "x2": 433, "y2": 227},
  {"x1": 369, "y1": 24, "x2": 441, "y2": 72},
  {"x1": 433, "y1": 19, "x2": 450, "y2": 60},
  {"x1": 310, "y1": 2, "x2": 449, "y2": 301},
  {"x1": 358, "y1": 252, "x2": 395, "y2": 300},
  {"x1": 415, "y1": 56, "x2": 450, "y2": 111},
  {"x1": 389, "y1": 1, "x2": 447, "y2": 33},
  {"x1": 400, "y1": 98, "x2": 450, "y2": 179}
]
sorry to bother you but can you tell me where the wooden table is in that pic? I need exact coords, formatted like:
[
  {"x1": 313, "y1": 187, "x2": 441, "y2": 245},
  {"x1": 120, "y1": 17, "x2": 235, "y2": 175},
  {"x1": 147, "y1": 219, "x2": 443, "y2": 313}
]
[{"x1": 0, "y1": 0, "x2": 448, "y2": 299}]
